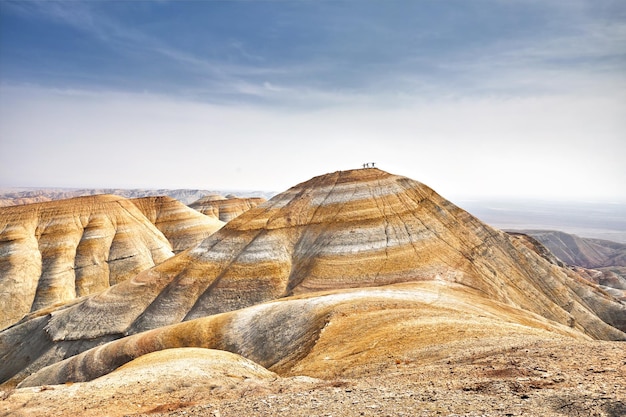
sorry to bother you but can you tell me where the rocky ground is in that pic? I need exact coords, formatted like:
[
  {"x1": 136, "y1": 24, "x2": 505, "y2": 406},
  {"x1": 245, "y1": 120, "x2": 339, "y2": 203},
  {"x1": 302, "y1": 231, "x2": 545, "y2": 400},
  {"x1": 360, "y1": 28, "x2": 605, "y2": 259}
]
[{"x1": 2, "y1": 337, "x2": 624, "y2": 417}]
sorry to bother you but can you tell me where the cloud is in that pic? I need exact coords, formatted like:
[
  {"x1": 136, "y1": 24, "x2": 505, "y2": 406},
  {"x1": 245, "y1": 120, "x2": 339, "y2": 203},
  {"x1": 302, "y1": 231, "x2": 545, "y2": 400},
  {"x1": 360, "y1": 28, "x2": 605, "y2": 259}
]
[
  {"x1": 3, "y1": 0, "x2": 624, "y2": 105},
  {"x1": 1, "y1": 84, "x2": 624, "y2": 201},
  {"x1": 1, "y1": 1, "x2": 624, "y2": 201}
]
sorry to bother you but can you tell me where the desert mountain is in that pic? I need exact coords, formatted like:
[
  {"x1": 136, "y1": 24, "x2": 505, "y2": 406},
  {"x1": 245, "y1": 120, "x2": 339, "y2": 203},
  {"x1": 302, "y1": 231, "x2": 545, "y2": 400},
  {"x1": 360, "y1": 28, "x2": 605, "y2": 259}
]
[
  {"x1": 0, "y1": 195, "x2": 173, "y2": 329},
  {"x1": 130, "y1": 196, "x2": 224, "y2": 253},
  {"x1": 514, "y1": 230, "x2": 626, "y2": 301},
  {"x1": 1, "y1": 169, "x2": 625, "y2": 388},
  {"x1": 188, "y1": 195, "x2": 266, "y2": 222},
  {"x1": 0, "y1": 195, "x2": 223, "y2": 330},
  {"x1": 520, "y1": 230, "x2": 626, "y2": 269}
]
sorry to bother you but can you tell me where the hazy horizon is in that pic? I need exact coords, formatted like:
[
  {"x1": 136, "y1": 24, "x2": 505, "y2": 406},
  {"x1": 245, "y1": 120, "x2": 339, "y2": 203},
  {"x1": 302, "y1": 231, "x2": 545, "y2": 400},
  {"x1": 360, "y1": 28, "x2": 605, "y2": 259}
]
[
  {"x1": 2, "y1": 183, "x2": 625, "y2": 244},
  {"x1": 2, "y1": 181, "x2": 626, "y2": 205},
  {"x1": 1, "y1": 1, "x2": 625, "y2": 202}
]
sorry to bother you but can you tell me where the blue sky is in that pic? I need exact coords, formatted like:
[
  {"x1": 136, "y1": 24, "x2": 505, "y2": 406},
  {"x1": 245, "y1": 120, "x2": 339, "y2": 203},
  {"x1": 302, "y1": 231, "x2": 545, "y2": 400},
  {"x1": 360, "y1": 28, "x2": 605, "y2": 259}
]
[{"x1": 1, "y1": 0, "x2": 625, "y2": 201}]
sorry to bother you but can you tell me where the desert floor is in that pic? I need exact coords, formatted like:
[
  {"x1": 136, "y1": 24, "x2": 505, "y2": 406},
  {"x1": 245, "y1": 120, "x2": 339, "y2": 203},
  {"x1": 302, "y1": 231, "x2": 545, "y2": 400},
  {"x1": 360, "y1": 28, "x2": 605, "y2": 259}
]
[{"x1": 2, "y1": 336, "x2": 624, "y2": 417}]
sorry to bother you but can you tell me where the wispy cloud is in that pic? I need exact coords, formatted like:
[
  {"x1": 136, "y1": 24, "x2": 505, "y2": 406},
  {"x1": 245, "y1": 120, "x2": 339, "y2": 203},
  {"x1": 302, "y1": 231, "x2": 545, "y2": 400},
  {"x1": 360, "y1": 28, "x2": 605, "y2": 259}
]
[
  {"x1": 3, "y1": 0, "x2": 624, "y2": 105},
  {"x1": 5, "y1": 1, "x2": 122, "y2": 43},
  {"x1": 2, "y1": 1, "x2": 293, "y2": 97}
]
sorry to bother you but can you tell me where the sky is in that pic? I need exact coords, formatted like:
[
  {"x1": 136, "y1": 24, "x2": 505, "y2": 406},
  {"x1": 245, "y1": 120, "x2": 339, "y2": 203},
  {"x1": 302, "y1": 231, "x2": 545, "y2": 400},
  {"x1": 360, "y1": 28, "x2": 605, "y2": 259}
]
[{"x1": 0, "y1": 0, "x2": 625, "y2": 201}]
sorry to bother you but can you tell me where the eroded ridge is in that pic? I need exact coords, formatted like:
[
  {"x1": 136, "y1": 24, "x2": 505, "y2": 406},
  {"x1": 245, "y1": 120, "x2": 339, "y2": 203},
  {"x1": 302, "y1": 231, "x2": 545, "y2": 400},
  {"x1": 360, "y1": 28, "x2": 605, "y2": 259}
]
[{"x1": 0, "y1": 195, "x2": 174, "y2": 329}]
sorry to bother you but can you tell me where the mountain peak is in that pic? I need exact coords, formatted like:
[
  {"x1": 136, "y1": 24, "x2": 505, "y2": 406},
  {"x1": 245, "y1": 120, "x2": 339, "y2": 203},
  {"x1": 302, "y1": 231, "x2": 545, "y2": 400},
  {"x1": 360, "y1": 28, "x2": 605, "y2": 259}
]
[
  {"x1": 288, "y1": 168, "x2": 400, "y2": 192},
  {"x1": 1, "y1": 169, "x2": 624, "y2": 387}
]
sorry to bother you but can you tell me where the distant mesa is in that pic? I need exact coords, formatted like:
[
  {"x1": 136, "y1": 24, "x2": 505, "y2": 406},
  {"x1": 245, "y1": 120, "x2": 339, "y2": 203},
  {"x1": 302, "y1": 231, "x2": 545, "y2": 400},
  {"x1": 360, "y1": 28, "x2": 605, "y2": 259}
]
[
  {"x1": 512, "y1": 230, "x2": 626, "y2": 301},
  {"x1": 0, "y1": 195, "x2": 52, "y2": 207},
  {"x1": 518, "y1": 230, "x2": 626, "y2": 270},
  {"x1": 189, "y1": 195, "x2": 266, "y2": 222},
  {"x1": 0, "y1": 188, "x2": 273, "y2": 207},
  {"x1": 1, "y1": 168, "x2": 624, "y2": 388},
  {"x1": 0, "y1": 194, "x2": 223, "y2": 329}
]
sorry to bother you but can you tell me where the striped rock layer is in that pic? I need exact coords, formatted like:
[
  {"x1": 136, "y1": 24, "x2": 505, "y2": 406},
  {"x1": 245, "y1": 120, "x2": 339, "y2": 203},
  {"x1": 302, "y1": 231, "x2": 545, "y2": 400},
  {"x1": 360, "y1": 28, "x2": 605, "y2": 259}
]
[
  {"x1": 0, "y1": 195, "x2": 174, "y2": 329},
  {"x1": 189, "y1": 195, "x2": 267, "y2": 222},
  {"x1": 525, "y1": 230, "x2": 626, "y2": 269},
  {"x1": 1, "y1": 169, "x2": 625, "y2": 385},
  {"x1": 130, "y1": 196, "x2": 225, "y2": 253},
  {"x1": 0, "y1": 195, "x2": 223, "y2": 329},
  {"x1": 17, "y1": 282, "x2": 586, "y2": 388}
]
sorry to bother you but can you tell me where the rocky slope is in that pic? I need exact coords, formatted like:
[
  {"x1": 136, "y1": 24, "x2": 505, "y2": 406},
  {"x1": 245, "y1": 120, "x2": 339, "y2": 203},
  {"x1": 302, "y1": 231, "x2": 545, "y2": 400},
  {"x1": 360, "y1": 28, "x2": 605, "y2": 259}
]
[
  {"x1": 131, "y1": 196, "x2": 225, "y2": 253},
  {"x1": 1, "y1": 168, "x2": 624, "y2": 391},
  {"x1": 188, "y1": 195, "x2": 266, "y2": 222}
]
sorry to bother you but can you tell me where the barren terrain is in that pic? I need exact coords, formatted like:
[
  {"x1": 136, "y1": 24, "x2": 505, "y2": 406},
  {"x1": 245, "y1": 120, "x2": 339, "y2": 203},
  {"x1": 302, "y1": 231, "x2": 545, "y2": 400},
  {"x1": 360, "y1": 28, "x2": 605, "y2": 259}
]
[
  {"x1": 1, "y1": 169, "x2": 624, "y2": 417},
  {"x1": 2, "y1": 337, "x2": 624, "y2": 417}
]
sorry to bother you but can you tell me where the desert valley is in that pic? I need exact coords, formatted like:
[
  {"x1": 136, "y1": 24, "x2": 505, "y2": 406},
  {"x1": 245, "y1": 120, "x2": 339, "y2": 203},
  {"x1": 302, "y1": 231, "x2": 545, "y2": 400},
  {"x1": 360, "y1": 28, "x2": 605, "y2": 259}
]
[{"x1": 0, "y1": 168, "x2": 624, "y2": 417}]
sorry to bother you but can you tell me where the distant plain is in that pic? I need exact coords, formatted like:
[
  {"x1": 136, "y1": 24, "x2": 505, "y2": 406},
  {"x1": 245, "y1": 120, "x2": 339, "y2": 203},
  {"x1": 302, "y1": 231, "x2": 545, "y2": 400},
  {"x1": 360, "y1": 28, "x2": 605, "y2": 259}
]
[{"x1": 460, "y1": 199, "x2": 626, "y2": 244}]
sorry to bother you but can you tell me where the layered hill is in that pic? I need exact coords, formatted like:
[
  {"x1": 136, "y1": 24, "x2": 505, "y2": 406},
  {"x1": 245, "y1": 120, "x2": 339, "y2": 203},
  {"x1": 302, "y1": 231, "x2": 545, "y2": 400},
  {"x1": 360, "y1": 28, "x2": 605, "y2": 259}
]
[
  {"x1": 15, "y1": 281, "x2": 587, "y2": 389},
  {"x1": 1, "y1": 169, "x2": 625, "y2": 388},
  {"x1": 130, "y1": 196, "x2": 224, "y2": 253},
  {"x1": 521, "y1": 230, "x2": 626, "y2": 269},
  {"x1": 517, "y1": 230, "x2": 626, "y2": 301},
  {"x1": 188, "y1": 195, "x2": 266, "y2": 222},
  {"x1": 0, "y1": 195, "x2": 224, "y2": 330},
  {"x1": 0, "y1": 195, "x2": 174, "y2": 329}
]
